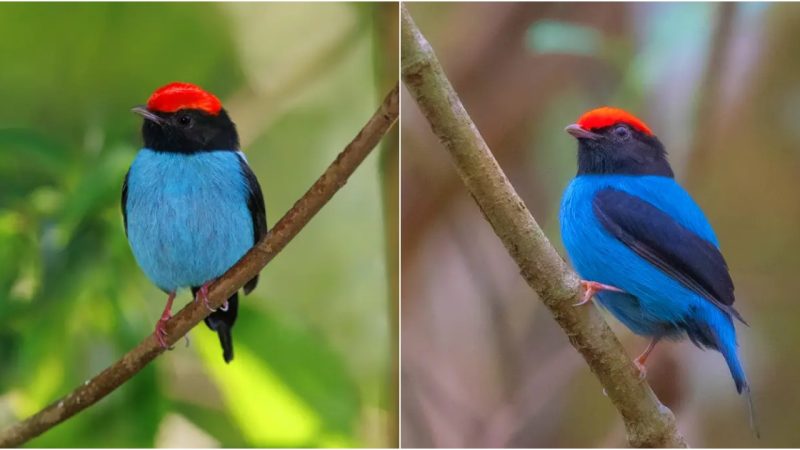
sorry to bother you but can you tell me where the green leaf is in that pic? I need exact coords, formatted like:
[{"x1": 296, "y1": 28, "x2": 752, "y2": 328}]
[{"x1": 195, "y1": 303, "x2": 359, "y2": 447}]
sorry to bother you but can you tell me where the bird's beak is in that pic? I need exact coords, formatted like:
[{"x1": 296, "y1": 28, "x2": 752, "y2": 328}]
[
  {"x1": 565, "y1": 124, "x2": 600, "y2": 141},
  {"x1": 131, "y1": 105, "x2": 164, "y2": 125}
]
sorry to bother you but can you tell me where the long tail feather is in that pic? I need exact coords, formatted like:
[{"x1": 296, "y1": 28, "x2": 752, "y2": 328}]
[
  {"x1": 742, "y1": 383, "x2": 760, "y2": 439},
  {"x1": 715, "y1": 321, "x2": 759, "y2": 438}
]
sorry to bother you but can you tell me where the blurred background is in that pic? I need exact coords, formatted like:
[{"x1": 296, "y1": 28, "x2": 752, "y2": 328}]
[
  {"x1": 401, "y1": 2, "x2": 800, "y2": 447},
  {"x1": 0, "y1": 2, "x2": 397, "y2": 447}
]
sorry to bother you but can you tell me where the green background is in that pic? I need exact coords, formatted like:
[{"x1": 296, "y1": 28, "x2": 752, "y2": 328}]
[{"x1": 0, "y1": 2, "x2": 397, "y2": 447}]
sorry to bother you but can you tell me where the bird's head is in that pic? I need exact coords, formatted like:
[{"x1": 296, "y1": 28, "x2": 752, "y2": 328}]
[
  {"x1": 565, "y1": 106, "x2": 673, "y2": 177},
  {"x1": 133, "y1": 82, "x2": 239, "y2": 153}
]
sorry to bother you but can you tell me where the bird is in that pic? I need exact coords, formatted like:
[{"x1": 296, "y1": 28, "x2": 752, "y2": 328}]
[
  {"x1": 122, "y1": 81, "x2": 267, "y2": 363},
  {"x1": 559, "y1": 106, "x2": 756, "y2": 433}
]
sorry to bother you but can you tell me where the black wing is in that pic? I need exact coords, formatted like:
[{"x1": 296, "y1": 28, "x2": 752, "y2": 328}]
[
  {"x1": 121, "y1": 169, "x2": 130, "y2": 235},
  {"x1": 592, "y1": 188, "x2": 746, "y2": 324},
  {"x1": 238, "y1": 154, "x2": 268, "y2": 294}
]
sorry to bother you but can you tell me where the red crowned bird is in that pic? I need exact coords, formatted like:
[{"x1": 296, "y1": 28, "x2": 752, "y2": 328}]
[
  {"x1": 122, "y1": 82, "x2": 267, "y2": 363},
  {"x1": 560, "y1": 106, "x2": 757, "y2": 435}
]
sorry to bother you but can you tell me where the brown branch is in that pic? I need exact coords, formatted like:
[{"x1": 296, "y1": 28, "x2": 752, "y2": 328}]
[
  {"x1": 0, "y1": 84, "x2": 399, "y2": 448},
  {"x1": 400, "y1": 6, "x2": 686, "y2": 448}
]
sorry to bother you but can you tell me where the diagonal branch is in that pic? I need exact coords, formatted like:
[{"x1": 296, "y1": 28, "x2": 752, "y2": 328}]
[
  {"x1": 0, "y1": 84, "x2": 399, "y2": 448},
  {"x1": 400, "y1": 6, "x2": 686, "y2": 448}
]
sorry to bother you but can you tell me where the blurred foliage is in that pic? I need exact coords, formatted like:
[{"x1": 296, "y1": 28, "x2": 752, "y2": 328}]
[
  {"x1": 0, "y1": 2, "x2": 395, "y2": 447},
  {"x1": 402, "y1": 2, "x2": 800, "y2": 447},
  {"x1": 526, "y1": 20, "x2": 601, "y2": 56}
]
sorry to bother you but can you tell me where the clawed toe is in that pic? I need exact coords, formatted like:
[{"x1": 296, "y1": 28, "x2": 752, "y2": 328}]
[
  {"x1": 633, "y1": 337, "x2": 659, "y2": 380},
  {"x1": 155, "y1": 322, "x2": 174, "y2": 350},
  {"x1": 573, "y1": 289, "x2": 594, "y2": 307},
  {"x1": 634, "y1": 360, "x2": 647, "y2": 380},
  {"x1": 574, "y1": 280, "x2": 624, "y2": 307},
  {"x1": 194, "y1": 283, "x2": 217, "y2": 312}
]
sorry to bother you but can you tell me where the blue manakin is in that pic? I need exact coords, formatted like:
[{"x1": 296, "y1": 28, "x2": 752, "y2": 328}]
[
  {"x1": 122, "y1": 82, "x2": 267, "y2": 363},
  {"x1": 559, "y1": 106, "x2": 756, "y2": 434}
]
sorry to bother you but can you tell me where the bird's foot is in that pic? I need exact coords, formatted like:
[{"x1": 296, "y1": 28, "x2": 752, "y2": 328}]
[
  {"x1": 574, "y1": 280, "x2": 624, "y2": 306},
  {"x1": 155, "y1": 292, "x2": 176, "y2": 349},
  {"x1": 633, "y1": 337, "x2": 660, "y2": 380},
  {"x1": 634, "y1": 358, "x2": 648, "y2": 380},
  {"x1": 194, "y1": 281, "x2": 216, "y2": 312},
  {"x1": 155, "y1": 320, "x2": 172, "y2": 349}
]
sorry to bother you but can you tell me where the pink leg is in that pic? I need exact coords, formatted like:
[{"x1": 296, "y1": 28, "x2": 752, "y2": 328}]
[
  {"x1": 574, "y1": 280, "x2": 625, "y2": 306},
  {"x1": 194, "y1": 280, "x2": 217, "y2": 312},
  {"x1": 155, "y1": 292, "x2": 176, "y2": 349},
  {"x1": 634, "y1": 337, "x2": 661, "y2": 379}
]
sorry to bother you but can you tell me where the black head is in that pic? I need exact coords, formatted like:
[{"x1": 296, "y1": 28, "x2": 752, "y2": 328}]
[
  {"x1": 134, "y1": 106, "x2": 240, "y2": 153},
  {"x1": 566, "y1": 107, "x2": 673, "y2": 177},
  {"x1": 133, "y1": 82, "x2": 239, "y2": 154}
]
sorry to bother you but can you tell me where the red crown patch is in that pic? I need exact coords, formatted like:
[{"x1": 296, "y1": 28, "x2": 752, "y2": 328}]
[
  {"x1": 577, "y1": 107, "x2": 652, "y2": 135},
  {"x1": 146, "y1": 82, "x2": 222, "y2": 115}
]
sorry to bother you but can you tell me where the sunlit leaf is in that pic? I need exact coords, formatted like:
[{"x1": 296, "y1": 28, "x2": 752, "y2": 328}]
[{"x1": 195, "y1": 330, "x2": 322, "y2": 446}]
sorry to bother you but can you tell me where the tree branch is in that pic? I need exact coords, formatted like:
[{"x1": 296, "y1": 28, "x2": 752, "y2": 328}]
[
  {"x1": 0, "y1": 84, "x2": 399, "y2": 448},
  {"x1": 400, "y1": 6, "x2": 686, "y2": 448}
]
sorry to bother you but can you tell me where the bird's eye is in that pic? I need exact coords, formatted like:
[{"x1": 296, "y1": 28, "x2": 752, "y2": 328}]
[
  {"x1": 177, "y1": 114, "x2": 192, "y2": 127},
  {"x1": 613, "y1": 125, "x2": 631, "y2": 140}
]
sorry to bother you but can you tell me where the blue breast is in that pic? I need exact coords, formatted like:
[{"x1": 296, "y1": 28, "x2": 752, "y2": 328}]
[
  {"x1": 559, "y1": 175, "x2": 720, "y2": 335},
  {"x1": 125, "y1": 149, "x2": 254, "y2": 292}
]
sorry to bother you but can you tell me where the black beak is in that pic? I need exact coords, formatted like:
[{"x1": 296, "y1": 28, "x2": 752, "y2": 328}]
[
  {"x1": 565, "y1": 124, "x2": 600, "y2": 141},
  {"x1": 131, "y1": 106, "x2": 164, "y2": 125}
]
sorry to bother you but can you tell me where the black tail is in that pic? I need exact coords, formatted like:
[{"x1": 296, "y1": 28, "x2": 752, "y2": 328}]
[{"x1": 193, "y1": 288, "x2": 239, "y2": 363}]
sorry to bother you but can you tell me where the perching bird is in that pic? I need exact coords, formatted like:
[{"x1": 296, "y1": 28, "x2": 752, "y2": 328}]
[
  {"x1": 122, "y1": 82, "x2": 267, "y2": 363},
  {"x1": 559, "y1": 106, "x2": 756, "y2": 432}
]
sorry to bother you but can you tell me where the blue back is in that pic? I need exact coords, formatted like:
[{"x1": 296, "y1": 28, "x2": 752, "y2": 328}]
[
  {"x1": 560, "y1": 175, "x2": 722, "y2": 332},
  {"x1": 568, "y1": 175, "x2": 718, "y2": 244},
  {"x1": 125, "y1": 149, "x2": 254, "y2": 292},
  {"x1": 561, "y1": 173, "x2": 750, "y2": 397}
]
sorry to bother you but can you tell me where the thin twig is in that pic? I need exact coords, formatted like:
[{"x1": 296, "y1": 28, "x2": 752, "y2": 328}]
[
  {"x1": 0, "y1": 84, "x2": 399, "y2": 448},
  {"x1": 373, "y1": 2, "x2": 400, "y2": 446},
  {"x1": 400, "y1": 6, "x2": 686, "y2": 447}
]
